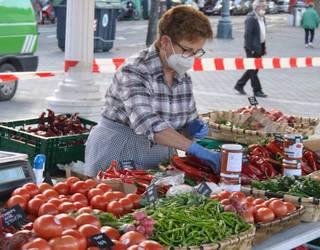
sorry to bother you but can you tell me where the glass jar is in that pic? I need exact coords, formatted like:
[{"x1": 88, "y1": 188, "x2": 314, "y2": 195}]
[
  {"x1": 220, "y1": 144, "x2": 243, "y2": 175},
  {"x1": 284, "y1": 134, "x2": 303, "y2": 160},
  {"x1": 282, "y1": 159, "x2": 302, "y2": 176}
]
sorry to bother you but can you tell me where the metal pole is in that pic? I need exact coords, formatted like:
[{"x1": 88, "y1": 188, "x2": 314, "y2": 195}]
[{"x1": 217, "y1": 0, "x2": 233, "y2": 39}]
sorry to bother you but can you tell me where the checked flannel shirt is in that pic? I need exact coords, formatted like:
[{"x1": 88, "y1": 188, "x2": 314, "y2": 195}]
[{"x1": 101, "y1": 44, "x2": 198, "y2": 142}]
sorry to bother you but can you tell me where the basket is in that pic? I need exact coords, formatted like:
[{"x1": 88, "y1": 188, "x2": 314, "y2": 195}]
[
  {"x1": 167, "y1": 225, "x2": 255, "y2": 250},
  {"x1": 0, "y1": 115, "x2": 97, "y2": 175},
  {"x1": 242, "y1": 186, "x2": 320, "y2": 222},
  {"x1": 201, "y1": 111, "x2": 319, "y2": 145}
]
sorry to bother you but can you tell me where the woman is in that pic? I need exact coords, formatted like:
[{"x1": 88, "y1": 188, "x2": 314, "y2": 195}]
[
  {"x1": 301, "y1": 2, "x2": 319, "y2": 48},
  {"x1": 85, "y1": 6, "x2": 220, "y2": 177}
]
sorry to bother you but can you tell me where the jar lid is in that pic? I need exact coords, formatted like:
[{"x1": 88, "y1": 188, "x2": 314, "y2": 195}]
[
  {"x1": 222, "y1": 144, "x2": 243, "y2": 151},
  {"x1": 283, "y1": 159, "x2": 298, "y2": 164},
  {"x1": 284, "y1": 134, "x2": 303, "y2": 140}
]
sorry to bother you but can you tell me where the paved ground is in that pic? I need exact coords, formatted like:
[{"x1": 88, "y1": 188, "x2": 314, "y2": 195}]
[{"x1": 1, "y1": 14, "x2": 320, "y2": 123}]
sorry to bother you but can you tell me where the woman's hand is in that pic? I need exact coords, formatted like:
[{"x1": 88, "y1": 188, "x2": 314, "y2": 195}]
[{"x1": 187, "y1": 118, "x2": 209, "y2": 139}]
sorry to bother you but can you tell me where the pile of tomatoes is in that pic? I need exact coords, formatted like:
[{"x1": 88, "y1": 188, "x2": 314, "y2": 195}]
[
  {"x1": 6, "y1": 177, "x2": 142, "y2": 219},
  {"x1": 211, "y1": 191, "x2": 297, "y2": 224}
]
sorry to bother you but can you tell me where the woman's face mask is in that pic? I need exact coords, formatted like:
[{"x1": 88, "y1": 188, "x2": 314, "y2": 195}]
[{"x1": 165, "y1": 38, "x2": 195, "y2": 75}]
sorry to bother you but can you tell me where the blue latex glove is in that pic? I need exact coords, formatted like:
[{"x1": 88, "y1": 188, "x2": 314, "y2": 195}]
[
  {"x1": 187, "y1": 142, "x2": 221, "y2": 174},
  {"x1": 187, "y1": 119, "x2": 209, "y2": 139}
]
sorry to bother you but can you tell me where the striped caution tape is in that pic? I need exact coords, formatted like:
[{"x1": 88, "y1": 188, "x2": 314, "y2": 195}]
[{"x1": 1, "y1": 56, "x2": 320, "y2": 83}]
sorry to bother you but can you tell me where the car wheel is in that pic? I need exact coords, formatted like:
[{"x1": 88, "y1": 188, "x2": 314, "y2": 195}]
[{"x1": 0, "y1": 63, "x2": 18, "y2": 101}]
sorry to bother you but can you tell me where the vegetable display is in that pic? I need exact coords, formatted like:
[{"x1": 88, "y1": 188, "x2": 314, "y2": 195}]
[
  {"x1": 119, "y1": 193, "x2": 251, "y2": 247},
  {"x1": 251, "y1": 176, "x2": 320, "y2": 198}
]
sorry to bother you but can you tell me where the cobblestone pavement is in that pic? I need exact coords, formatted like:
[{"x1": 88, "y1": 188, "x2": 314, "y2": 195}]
[{"x1": 1, "y1": 14, "x2": 319, "y2": 123}]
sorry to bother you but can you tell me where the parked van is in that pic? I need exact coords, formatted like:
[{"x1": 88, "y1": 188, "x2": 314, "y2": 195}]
[{"x1": 0, "y1": 0, "x2": 39, "y2": 101}]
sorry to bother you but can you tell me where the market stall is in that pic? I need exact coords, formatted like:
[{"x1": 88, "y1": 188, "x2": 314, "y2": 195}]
[{"x1": 0, "y1": 104, "x2": 320, "y2": 250}]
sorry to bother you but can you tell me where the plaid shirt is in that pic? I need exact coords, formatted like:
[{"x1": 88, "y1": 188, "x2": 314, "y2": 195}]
[{"x1": 101, "y1": 44, "x2": 198, "y2": 142}]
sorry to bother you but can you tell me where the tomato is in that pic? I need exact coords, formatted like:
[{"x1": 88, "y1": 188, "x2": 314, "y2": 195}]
[
  {"x1": 23, "y1": 183, "x2": 40, "y2": 198},
  {"x1": 56, "y1": 214, "x2": 78, "y2": 230},
  {"x1": 66, "y1": 176, "x2": 80, "y2": 187},
  {"x1": 78, "y1": 207, "x2": 93, "y2": 214},
  {"x1": 49, "y1": 235, "x2": 79, "y2": 250},
  {"x1": 33, "y1": 215, "x2": 64, "y2": 239},
  {"x1": 253, "y1": 198, "x2": 265, "y2": 206},
  {"x1": 264, "y1": 198, "x2": 278, "y2": 207},
  {"x1": 242, "y1": 211, "x2": 255, "y2": 224},
  {"x1": 254, "y1": 207, "x2": 275, "y2": 223},
  {"x1": 62, "y1": 229, "x2": 87, "y2": 250},
  {"x1": 26, "y1": 213, "x2": 37, "y2": 222},
  {"x1": 284, "y1": 201, "x2": 296, "y2": 214},
  {"x1": 218, "y1": 190, "x2": 231, "y2": 201},
  {"x1": 87, "y1": 188, "x2": 104, "y2": 200},
  {"x1": 70, "y1": 193, "x2": 89, "y2": 205},
  {"x1": 60, "y1": 198, "x2": 71, "y2": 203},
  {"x1": 78, "y1": 224, "x2": 101, "y2": 238},
  {"x1": 246, "y1": 196, "x2": 255, "y2": 204},
  {"x1": 39, "y1": 183, "x2": 53, "y2": 193},
  {"x1": 103, "y1": 192, "x2": 117, "y2": 202},
  {"x1": 229, "y1": 192, "x2": 246, "y2": 203},
  {"x1": 220, "y1": 199, "x2": 231, "y2": 206},
  {"x1": 91, "y1": 195, "x2": 108, "y2": 211},
  {"x1": 112, "y1": 191, "x2": 125, "y2": 200},
  {"x1": 34, "y1": 194, "x2": 48, "y2": 202},
  {"x1": 21, "y1": 238, "x2": 51, "y2": 250},
  {"x1": 12, "y1": 187, "x2": 31, "y2": 202},
  {"x1": 119, "y1": 197, "x2": 133, "y2": 213},
  {"x1": 74, "y1": 201, "x2": 87, "y2": 209},
  {"x1": 107, "y1": 201, "x2": 124, "y2": 217},
  {"x1": 42, "y1": 189, "x2": 59, "y2": 200},
  {"x1": 85, "y1": 179, "x2": 98, "y2": 189},
  {"x1": 87, "y1": 248, "x2": 100, "y2": 250},
  {"x1": 101, "y1": 226, "x2": 120, "y2": 240},
  {"x1": 120, "y1": 231, "x2": 145, "y2": 247},
  {"x1": 139, "y1": 240, "x2": 165, "y2": 250},
  {"x1": 111, "y1": 240, "x2": 127, "y2": 250},
  {"x1": 126, "y1": 194, "x2": 141, "y2": 209},
  {"x1": 268, "y1": 199, "x2": 288, "y2": 218},
  {"x1": 75, "y1": 213, "x2": 101, "y2": 228},
  {"x1": 254, "y1": 204, "x2": 267, "y2": 213},
  {"x1": 6, "y1": 195, "x2": 27, "y2": 210},
  {"x1": 27, "y1": 198, "x2": 45, "y2": 215},
  {"x1": 38, "y1": 203, "x2": 59, "y2": 216},
  {"x1": 47, "y1": 198, "x2": 63, "y2": 208},
  {"x1": 210, "y1": 194, "x2": 219, "y2": 200},
  {"x1": 96, "y1": 183, "x2": 112, "y2": 192},
  {"x1": 58, "y1": 202, "x2": 77, "y2": 213},
  {"x1": 53, "y1": 182, "x2": 70, "y2": 195},
  {"x1": 70, "y1": 181, "x2": 89, "y2": 195},
  {"x1": 127, "y1": 246, "x2": 139, "y2": 250}
]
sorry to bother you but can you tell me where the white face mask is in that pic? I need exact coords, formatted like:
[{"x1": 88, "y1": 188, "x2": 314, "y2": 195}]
[
  {"x1": 165, "y1": 38, "x2": 195, "y2": 75},
  {"x1": 258, "y1": 9, "x2": 265, "y2": 16}
]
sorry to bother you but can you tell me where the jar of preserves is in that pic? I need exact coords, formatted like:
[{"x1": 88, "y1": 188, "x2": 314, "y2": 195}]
[
  {"x1": 220, "y1": 144, "x2": 243, "y2": 175},
  {"x1": 284, "y1": 134, "x2": 303, "y2": 160},
  {"x1": 282, "y1": 159, "x2": 302, "y2": 176}
]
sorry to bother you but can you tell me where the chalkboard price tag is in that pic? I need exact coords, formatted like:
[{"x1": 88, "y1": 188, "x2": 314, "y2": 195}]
[
  {"x1": 248, "y1": 96, "x2": 259, "y2": 106},
  {"x1": 90, "y1": 233, "x2": 114, "y2": 249},
  {"x1": 1, "y1": 205, "x2": 27, "y2": 228},
  {"x1": 197, "y1": 181, "x2": 211, "y2": 197},
  {"x1": 119, "y1": 160, "x2": 136, "y2": 170},
  {"x1": 146, "y1": 183, "x2": 158, "y2": 203}
]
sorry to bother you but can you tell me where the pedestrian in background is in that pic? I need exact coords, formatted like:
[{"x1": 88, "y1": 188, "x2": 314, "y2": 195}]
[
  {"x1": 301, "y1": 1, "x2": 319, "y2": 48},
  {"x1": 234, "y1": 0, "x2": 268, "y2": 98}
]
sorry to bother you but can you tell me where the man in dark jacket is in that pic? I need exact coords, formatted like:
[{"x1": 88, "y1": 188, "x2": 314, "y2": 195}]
[{"x1": 234, "y1": 0, "x2": 268, "y2": 98}]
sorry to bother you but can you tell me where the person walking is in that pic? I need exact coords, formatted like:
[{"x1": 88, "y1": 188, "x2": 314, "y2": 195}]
[
  {"x1": 234, "y1": 0, "x2": 268, "y2": 98},
  {"x1": 301, "y1": 2, "x2": 319, "y2": 48}
]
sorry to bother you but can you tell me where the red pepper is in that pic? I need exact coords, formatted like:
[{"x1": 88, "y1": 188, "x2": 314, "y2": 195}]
[
  {"x1": 249, "y1": 144, "x2": 270, "y2": 158},
  {"x1": 303, "y1": 150, "x2": 317, "y2": 171},
  {"x1": 301, "y1": 161, "x2": 313, "y2": 175},
  {"x1": 259, "y1": 161, "x2": 277, "y2": 178},
  {"x1": 266, "y1": 140, "x2": 284, "y2": 156}
]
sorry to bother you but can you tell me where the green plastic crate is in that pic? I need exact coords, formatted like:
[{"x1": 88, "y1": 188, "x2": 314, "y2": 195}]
[{"x1": 0, "y1": 116, "x2": 97, "y2": 176}]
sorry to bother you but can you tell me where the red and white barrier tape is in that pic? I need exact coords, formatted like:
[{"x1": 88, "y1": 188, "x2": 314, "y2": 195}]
[{"x1": 1, "y1": 57, "x2": 320, "y2": 83}]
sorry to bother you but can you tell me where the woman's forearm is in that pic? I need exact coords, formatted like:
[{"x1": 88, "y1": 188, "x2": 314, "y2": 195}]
[{"x1": 154, "y1": 128, "x2": 193, "y2": 151}]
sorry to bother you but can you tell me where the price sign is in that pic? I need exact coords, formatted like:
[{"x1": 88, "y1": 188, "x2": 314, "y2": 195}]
[
  {"x1": 119, "y1": 160, "x2": 136, "y2": 170},
  {"x1": 146, "y1": 183, "x2": 158, "y2": 203},
  {"x1": 1, "y1": 205, "x2": 27, "y2": 228},
  {"x1": 248, "y1": 96, "x2": 259, "y2": 106},
  {"x1": 90, "y1": 233, "x2": 114, "y2": 249},
  {"x1": 197, "y1": 181, "x2": 211, "y2": 197}
]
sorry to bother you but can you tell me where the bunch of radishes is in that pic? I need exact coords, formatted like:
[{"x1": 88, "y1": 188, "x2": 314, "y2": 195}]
[{"x1": 120, "y1": 211, "x2": 155, "y2": 239}]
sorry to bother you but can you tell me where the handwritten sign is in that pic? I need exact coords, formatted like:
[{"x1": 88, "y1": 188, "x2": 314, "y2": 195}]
[{"x1": 90, "y1": 233, "x2": 114, "y2": 249}]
